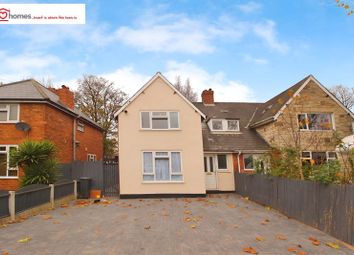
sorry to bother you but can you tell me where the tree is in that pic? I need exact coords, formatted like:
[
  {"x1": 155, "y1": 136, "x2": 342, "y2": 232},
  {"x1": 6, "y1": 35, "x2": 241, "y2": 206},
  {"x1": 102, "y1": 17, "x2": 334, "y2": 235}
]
[
  {"x1": 10, "y1": 140, "x2": 58, "y2": 186},
  {"x1": 336, "y1": 0, "x2": 354, "y2": 15},
  {"x1": 330, "y1": 85, "x2": 354, "y2": 110},
  {"x1": 173, "y1": 76, "x2": 198, "y2": 102},
  {"x1": 75, "y1": 75, "x2": 127, "y2": 157}
]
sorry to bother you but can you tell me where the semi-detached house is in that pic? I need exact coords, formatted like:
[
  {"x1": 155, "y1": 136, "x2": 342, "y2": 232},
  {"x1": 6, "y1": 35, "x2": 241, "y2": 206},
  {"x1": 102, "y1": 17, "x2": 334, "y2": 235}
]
[
  {"x1": 116, "y1": 72, "x2": 354, "y2": 197},
  {"x1": 0, "y1": 79, "x2": 104, "y2": 190}
]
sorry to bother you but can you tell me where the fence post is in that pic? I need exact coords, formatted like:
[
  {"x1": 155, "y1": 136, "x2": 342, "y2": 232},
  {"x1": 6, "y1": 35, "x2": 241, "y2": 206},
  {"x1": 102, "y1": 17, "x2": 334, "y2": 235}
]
[
  {"x1": 73, "y1": 180, "x2": 78, "y2": 199},
  {"x1": 49, "y1": 184, "x2": 55, "y2": 209},
  {"x1": 8, "y1": 191, "x2": 15, "y2": 221}
]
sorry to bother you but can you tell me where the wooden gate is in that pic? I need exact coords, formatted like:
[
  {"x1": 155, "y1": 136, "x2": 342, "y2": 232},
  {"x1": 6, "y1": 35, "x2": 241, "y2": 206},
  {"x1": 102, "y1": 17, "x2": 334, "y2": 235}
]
[{"x1": 103, "y1": 160, "x2": 119, "y2": 196}]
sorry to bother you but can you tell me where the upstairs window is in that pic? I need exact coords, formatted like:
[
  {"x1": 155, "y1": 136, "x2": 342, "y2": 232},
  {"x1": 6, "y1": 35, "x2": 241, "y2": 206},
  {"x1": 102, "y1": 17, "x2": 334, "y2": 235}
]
[
  {"x1": 210, "y1": 119, "x2": 239, "y2": 132},
  {"x1": 141, "y1": 111, "x2": 179, "y2": 130},
  {"x1": 298, "y1": 113, "x2": 333, "y2": 131},
  {"x1": 0, "y1": 104, "x2": 19, "y2": 123}
]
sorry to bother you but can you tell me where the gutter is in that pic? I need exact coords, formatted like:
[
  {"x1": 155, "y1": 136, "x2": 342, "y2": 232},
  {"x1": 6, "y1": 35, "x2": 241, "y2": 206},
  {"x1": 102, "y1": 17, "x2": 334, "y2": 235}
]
[{"x1": 249, "y1": 116, "x2": 275, "y2": 128}]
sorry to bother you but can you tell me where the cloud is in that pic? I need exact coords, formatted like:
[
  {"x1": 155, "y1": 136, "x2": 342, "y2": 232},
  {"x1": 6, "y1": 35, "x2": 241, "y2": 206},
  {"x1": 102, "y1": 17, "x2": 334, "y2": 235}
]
[
  {"x1": 253, "y1": 20, "x2": 289, "y2": 53},
  {"x1": 243, "y1": 54, "x2": 268, "y2": 65},
  {"x1": 237, "y1": 1, "x2": 262, "y2": 13}
]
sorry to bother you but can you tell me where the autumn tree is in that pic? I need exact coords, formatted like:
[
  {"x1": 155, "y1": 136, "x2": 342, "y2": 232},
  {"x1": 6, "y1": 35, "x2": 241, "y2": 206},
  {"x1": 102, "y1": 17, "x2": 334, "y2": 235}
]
[
  {"x1": 330, "y1": 85, "x2": 354, "y2": 110},
  {"x1": 173, "y1": 76, "x2": 198, "y2": 102},
  {"x1": 336, "y1": 0, "x2": 354, "y2": 15},
  {"x1": 75, "y1": 75, "x2": 127, "y2": 157}
]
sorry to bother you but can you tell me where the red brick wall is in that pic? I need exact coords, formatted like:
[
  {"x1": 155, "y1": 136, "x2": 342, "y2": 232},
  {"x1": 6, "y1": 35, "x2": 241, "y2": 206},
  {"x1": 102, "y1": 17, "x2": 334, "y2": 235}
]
[
  {"x1": 232, "y1": 153, "x2": 255, "y2": 174},
  {"x1": 76, "y1": 120, "x2": 103, "y2": 161}
]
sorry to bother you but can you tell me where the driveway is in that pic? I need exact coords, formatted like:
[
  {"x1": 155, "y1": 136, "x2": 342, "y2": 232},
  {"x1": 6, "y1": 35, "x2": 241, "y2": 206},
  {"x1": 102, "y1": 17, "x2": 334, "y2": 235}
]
[{"x1": 0, "y1": 194, "x2": 352, "y2": 255}]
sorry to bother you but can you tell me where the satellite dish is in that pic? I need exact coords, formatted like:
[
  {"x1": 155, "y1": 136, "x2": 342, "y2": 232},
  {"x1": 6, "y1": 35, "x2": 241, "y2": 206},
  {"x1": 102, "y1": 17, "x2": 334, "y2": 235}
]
[{"x1": 15, "y1": 122, "x2": 31, "y2": 132}]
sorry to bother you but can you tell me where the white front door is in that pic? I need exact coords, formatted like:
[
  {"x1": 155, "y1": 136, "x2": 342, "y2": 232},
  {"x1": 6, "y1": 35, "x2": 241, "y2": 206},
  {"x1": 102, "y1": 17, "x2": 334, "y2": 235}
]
[{"x1": 204, "y1": 156, "x2": 217, "y2": 190}]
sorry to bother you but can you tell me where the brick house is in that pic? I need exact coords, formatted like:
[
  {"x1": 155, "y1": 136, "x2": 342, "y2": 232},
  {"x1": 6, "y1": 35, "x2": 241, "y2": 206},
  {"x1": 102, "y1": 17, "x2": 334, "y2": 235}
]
[
  {"x1": 0, "y1": 79, "x2": 104, "y2": 190},
  {"x1": 117, "y1": 73, "x2": 354, "y2": 195}
]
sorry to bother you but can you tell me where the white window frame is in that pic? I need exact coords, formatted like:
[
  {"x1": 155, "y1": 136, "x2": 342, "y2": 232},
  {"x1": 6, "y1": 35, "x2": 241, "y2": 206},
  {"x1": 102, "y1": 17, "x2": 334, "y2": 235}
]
[
  {"x1": 87, "y1": 154, "x2": 96, "y2": 162},
  {"x1": 140, "y1": 111, "x2": 180, "y2": 130},
  {"x1": 209, "y1": 119, "x2": 240, "y2": 132},
  {"x1": 0, "y1": 145, "x2": 19, "y2": 179},
  {"x1": 297, "y1": 113, "x2": 334, "y2": 131},
  {"x1": 77, "y1": 121, "x2": 85, "y2": 132},
  {"x1": 0, "y1": 104, "x2": 20, "y2": 123},
  {"x1": 300, "y1": 151, "x2": 337, "y2": 163},
  {"x1": 141, "y1": 151, "x2": 183, "y2": 183},
  {"x1": 216, "y1": 154, "x2": 228, "y2": 171}
]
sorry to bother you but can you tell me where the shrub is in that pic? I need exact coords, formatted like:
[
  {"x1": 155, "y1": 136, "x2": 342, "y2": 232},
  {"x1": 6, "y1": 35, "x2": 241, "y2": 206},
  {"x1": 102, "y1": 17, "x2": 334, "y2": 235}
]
[
  {"x1": 309, "y1": 160, "x2": 340, "y2": 184},
  {"x1": 10, "y1": 140, "x2": 58, "y2": 186}
]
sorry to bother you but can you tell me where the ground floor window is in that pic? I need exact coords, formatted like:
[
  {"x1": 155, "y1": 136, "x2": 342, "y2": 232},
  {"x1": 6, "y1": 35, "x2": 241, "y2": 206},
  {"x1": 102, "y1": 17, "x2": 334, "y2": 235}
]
[
  {"x1": 301, "y1": 151, "x2": 337, "y2": 165},
  {"x1": 243, "y1": 154, "x2": 265, "y2": 171},
  {"x1": 142, "y1": 151, "x2": 182, "y2": 182},
  {"x1": 0, "y1": 145, "x2": 18, "y2": 178},
  {"x1": 87, "y1": 154, "x2": 97, "y2": 162}
]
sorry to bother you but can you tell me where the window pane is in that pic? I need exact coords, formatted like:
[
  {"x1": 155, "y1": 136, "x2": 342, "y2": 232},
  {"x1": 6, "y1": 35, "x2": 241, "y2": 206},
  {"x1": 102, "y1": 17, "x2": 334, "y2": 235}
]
[
  {"x1": 298, "y1": 114, "x2": 307, "y2": 129},
  {"x1": 0, "y1": 154, "x2": 7, "y2": 176},
  {"x1": 155, "y1": 152, "x2": 168, "y2": 157},
  {"x1": 152, "y1": 112, "x2": 167, "y2": 117},
  {"x1": 0, "y1": 104, "x2": 6, "y2": 109},
  {"x1": 152, "y1": 118, "x2": 168, "y2": 129},
  {"x1": 155, "y1": 158, "x2": 170, "y2": 181},
  {"x1": 0, "y1": 147, "x2": 6, "y2": 151},
  {"x1": 244, "y1": 154, "x2": 254, "y2": 169},
  {"x1": 209, "y1": 157, "x2": 214, "y2": 172},
  {"x1": 141, "y1": 112, "x2": 150, "y2": 128},
  {"x1": 171, "y1": 152, "x2": 181, "y2": 173},
  {"x1": 217, "y1": 155, "x2": 227, "y2": 169},
  {"x1": 9, "y1": 147, "x2": 17, "y2": 168},
  {"x1": 169, "y1": 112, "x2": 179, "y2": 128},
  {"x1": 9, "y1": 104, "x2": 18, "y2": 121},
  {"x1": 143, "y1": 175, "x2": 154, "y2": 181},
  {"x1": 227, "y1": 120, "x2": 239, "y2": 131},
  {"x1": 204, "y1": 157, "x2": 207, "y2": 172},
  {"x1": 8, "y1": 169, "x2": 18, "y2": 177},
  {"x1": 327, "y1": 152, "x2": 337, "y2": 159},
  {"x1": 143, "y1": 152, "x2": 153, "y2": 173},
  {"x1": 0, "y1": 111, "x2": 7, "y2": 121},
  {"x1": 212, "y1": 120, "x2": 222, "y2": 130},
  {"x1": 308, "y1": 114, "x2": 332, "y2": 130},
  {"x1": 301, "y1": 151, "x2": 311, "y2": 158},
  {"x1": 312, "y1": 152, "x2": 326, "y2": 165},
  {"x1": 171, "y1": 175, "x2": 182, "y2": 181}
]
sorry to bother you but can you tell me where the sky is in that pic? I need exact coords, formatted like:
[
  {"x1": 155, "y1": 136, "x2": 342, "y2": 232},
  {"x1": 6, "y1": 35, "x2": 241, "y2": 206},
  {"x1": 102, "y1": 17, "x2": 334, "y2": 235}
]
[{"x1": 0, "y1": 0, "x2": 354, "y2": 102}]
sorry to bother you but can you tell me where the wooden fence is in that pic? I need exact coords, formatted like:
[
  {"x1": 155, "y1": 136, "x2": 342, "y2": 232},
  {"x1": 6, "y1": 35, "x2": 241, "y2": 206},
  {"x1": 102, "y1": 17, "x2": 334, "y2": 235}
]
[{"x1": 235, "y1": 173, "x2": 354, "y2": 245}]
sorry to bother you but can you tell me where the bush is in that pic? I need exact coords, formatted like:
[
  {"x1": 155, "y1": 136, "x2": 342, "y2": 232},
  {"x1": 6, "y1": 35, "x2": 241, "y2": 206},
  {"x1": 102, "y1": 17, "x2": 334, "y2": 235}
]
[
  {"x1": 309, "y1": 160, "x2": 340, "y2": 184},
  {"x1": 10, "y1": 140, "x2": 58, "y2": 186}
]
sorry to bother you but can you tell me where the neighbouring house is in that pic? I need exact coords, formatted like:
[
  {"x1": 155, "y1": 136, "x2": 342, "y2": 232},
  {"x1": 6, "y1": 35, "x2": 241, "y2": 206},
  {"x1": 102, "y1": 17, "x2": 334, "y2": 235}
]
[
  {"x1": 116, "y1": 72, "x2": 354, "y2": 195},
  {"x1": 0, "y1": 79, "x2": 104, "y2": 190}
]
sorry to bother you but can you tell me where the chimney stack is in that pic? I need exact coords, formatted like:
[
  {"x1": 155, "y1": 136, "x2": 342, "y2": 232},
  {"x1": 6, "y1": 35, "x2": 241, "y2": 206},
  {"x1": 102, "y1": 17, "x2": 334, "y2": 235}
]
[
  {"x1": 201, "y1": 89, "x2": 214, "y2": 105},
  {"x1": 49, "y1": 85, "x2": 75, "y2": 109}
]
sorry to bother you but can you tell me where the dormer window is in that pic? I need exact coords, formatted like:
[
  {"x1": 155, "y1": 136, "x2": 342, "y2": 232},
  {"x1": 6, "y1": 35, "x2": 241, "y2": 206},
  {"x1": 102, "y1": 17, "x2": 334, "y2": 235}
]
[{"x1": 210, "y1": 119, "x2": 239, "y2": 132}]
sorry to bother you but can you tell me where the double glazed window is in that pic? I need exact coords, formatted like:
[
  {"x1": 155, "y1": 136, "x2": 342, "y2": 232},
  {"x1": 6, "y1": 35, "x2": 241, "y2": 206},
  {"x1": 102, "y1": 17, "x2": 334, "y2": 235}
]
[
  {"x1": 298, "y1": 113, "x2": 333, "y2": 131},
  {"x1": 301, "y1": 151, "x2": 337, "y2": 165},
  {"x1": 143, "y1": 151, "x2": 182, "y2": 182},
  {"x1": 210, "y1": 119, "x2": 239, "y2": 131},
  {"x1": 0, "y1": 104, "x2": 19, "y2": 122},
  {"x1": 141, "y1": 111, "x2": 179, "y2": 129},
  {"x1": 243, "y1": 154, "x2": 264, "y2": 170},
  {"x1": 0, "y1": 145, "x2": 18, "y2": 178}
]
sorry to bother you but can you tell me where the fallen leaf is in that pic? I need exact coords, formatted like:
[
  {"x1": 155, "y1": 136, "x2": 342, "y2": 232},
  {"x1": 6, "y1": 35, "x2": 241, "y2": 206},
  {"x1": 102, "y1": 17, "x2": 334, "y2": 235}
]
[
  {"x1": 184, "y1": 217, "x2": 192, "y2": 222},
  {"x1": 233, "y1": 224, "x2": 239, "y2": 228},
  {"x1": 243, "y1": 197, "x2": 249, "y2": 200},
  {"x1": 325, "y1": 242, "x2": 340, "y2": 249},
  {"x1": 144, "y1": 225, "x2": 151, "y2": 230},
  {"x1": 184, "y1": 210, "x2": 192, "y2": 215},
  {"x1": 2, "y1": 251, "x2": 9, "y2": 255},
  {"x1": 287, "y1": 247, "x2": 297, "y2": 253},
  {"x1": 265, "y1": 206, "x2": 271, "y2": 210},
  {"x1": 190, "y1": 224, "x2": 197, "y2": 229},
  {"x1": 17, "y1": 237, "x2": 32, "y2": 243},
  {"x1": 60, "y1": 204, "x2": 69, "y2": 208},
  {"x1": 243, "y1": 247, "x2": 258, "y2": 254},
  {"x1": 227, "y1": 203, "x2": 237, "y2": 208},
  {"x1": 255, "y1": 236, "x2": 264, "y2": 241},
  {"x1": 219, "y1": 220, "x2": 225, "y2": 225},
  {"x1": 297, "y1": 251, "x2": 307, "y2": 255},
  {"x1": 42, "y1": 215, "x2": 52, "y2": 220},
  {"x1": 60, "y1": 212, "x2": 67, "y2": 216},
  {"x1": 276, "y1": 234, "x2": 287, "y2": 240}
]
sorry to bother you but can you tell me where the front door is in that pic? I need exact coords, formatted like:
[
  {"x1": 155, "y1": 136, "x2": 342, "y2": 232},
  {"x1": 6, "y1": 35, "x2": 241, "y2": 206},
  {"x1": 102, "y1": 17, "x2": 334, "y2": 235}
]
[{"x1": 204, "y1": 156, "x2": 217, "y2": 190}]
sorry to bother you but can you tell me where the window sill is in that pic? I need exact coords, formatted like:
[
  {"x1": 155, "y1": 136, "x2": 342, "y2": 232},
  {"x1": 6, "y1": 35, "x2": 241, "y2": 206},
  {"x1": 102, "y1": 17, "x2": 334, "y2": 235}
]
[
  {"x1": 210, "y1": 131, "x2": 242, "y2": 134},
  {"x1": 217, "y1": 170, "x2": 231, "y2": 173},
  {"x1": 244, "y1": 169, "x2": 255, "y2": 171},
  {"x1": 140, "y1": 129, "x2": 181, "y2": 131},
  {"x1": 142, "y1": 181, "x2": 184, "y2": 184},
  {"x1": 0, "y1": 121, "x2": 19, "y2": 124},
  {"x1": 299, "y1": 129, "x2": 334, "y2": 132},
  {"x1": 0, "y1": 177, "x2": 19, "y2": 179}
]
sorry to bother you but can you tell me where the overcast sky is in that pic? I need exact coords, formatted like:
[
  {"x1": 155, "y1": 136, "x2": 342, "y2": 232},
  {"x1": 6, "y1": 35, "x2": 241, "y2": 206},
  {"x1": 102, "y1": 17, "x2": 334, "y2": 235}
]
[{"x1": 1, "y1": 0, "x2": 353, "y2": 102}]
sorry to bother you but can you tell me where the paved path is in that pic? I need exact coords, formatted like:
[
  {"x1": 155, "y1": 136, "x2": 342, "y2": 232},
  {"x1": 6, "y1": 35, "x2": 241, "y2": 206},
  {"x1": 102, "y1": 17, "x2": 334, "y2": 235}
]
[{"x1": 0, "y1": 194, "x2": 352, "y2": 255}]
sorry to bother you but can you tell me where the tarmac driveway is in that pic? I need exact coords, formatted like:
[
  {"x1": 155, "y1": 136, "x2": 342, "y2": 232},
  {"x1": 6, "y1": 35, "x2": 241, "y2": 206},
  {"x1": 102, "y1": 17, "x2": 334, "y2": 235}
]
[{"x1": 0, "y1": 194, "x2": 352, "y2": 255}]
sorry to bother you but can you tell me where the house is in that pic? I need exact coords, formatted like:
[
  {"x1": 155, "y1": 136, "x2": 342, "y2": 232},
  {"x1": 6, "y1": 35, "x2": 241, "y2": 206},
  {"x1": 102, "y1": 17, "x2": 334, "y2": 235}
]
[
  {"x1": 116, "y1": 72, "x2": 354, "y2": 196},
  {"x1": 0, "y1": 79, "x2": 104, "y2": 190}
]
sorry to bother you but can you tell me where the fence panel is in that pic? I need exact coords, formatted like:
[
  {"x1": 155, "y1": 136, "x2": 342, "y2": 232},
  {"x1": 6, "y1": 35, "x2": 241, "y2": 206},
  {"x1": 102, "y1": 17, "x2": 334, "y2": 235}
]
[
  {"x1": 0, "y1": 191, "x2": 9, "y2": 218},
  {"x1": 103, "y1": 161, "x2": 119, "y2": 196},
  {"x1": 235, "y1": 172, "x2": 354, "y2": 245},
  {"x1": 15, "y1": 184, "x2": 51, "y2": 213},
  {"x1": 54, "y1": 180, "x2": 74, "y2": 200}
]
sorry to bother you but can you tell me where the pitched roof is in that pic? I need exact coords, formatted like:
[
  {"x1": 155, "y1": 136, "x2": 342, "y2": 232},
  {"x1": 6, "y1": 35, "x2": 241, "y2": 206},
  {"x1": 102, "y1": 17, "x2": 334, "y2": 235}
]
[
  {"x1": 114, "y1": 72, "x2": 205, "y2": 118},
  {"x1": 250, "y1": 75, "x2": 354, "y2": 127},
  {"x1": 0, "y1": 79, "x2": 102, "y2": 130},
  {"x1": 193, "y1": 102, "x2": 270, "y2": 152}
]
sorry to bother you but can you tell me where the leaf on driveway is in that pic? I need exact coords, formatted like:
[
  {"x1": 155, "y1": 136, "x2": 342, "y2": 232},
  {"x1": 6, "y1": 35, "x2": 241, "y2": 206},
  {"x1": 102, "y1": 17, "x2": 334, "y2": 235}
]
[
  {"x1": 243, "y1": 196, "x2": 249, "y2": 201},
  {"x1": 17, "y1": 237, "x2": 32, "y2": 243},
  {"x1": 184, "y1": 210, "x2": 192, "y2": 215},
  {"x1": 2, "y1": 251, "x2": 10, "y2": 255},
  {"x1": 325, "y1": 242, "x2": 340, "y2": 249},
  {"x1": 219, "y1": 220, "x2": 225, "y2": 225},
  {"x1": 276, "y1": 234, "x2": 287, "y2": 240},
  {"x1": 261, "y1": 219, "x2": 270, "y2": 225},
  {"x1": 265, "y1": 206, "x2": 271, "y2": 210},
  {"x1": 255, "y1": 236, "x2": 264, "y2": 241},
  {"x1": 144, "y1": 225, "x2": 151, "y2": 230},
  {"x1": 227, "y1": 203, "x2": 237, "y2": 208},
  {"x1": 308, "y1": 237, "x2": 320, "y2": 246},
  {"x1": 190, "y1": 224, "x2": 197, "y2": 229},
  {"x1": 60, "y1": 204, "x2": 69, "y2": 208},
  {"x1": 184, "y1": 217, "x2": 192, "y2": 222},
  {"x1": 243, "y1": 247, "x2": 258, "y2": 254},
  {"x1": 287, "y1": 247, "x2": 297, "y2": 253}
]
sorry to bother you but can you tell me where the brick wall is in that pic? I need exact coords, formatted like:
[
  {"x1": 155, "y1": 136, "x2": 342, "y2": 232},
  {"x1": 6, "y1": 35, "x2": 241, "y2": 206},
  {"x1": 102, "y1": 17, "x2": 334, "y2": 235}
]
[
  {"x1": 76, "y1": 120, "x2": 103, "y2": 161},
  {"x1": 255, "y1": 80, "x2": 354, "y2": 151}
]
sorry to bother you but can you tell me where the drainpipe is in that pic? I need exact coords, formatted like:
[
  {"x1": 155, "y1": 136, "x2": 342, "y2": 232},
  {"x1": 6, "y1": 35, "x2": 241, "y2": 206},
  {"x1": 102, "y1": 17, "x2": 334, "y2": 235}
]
[
  {"x1": 73, "y1": 117, "x2": 79, "y2": 161},
  {"x1": 237, "y1": 151, "x2": 242, "y2": 173}
]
